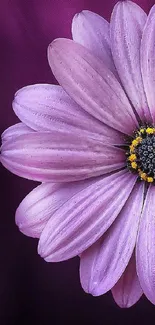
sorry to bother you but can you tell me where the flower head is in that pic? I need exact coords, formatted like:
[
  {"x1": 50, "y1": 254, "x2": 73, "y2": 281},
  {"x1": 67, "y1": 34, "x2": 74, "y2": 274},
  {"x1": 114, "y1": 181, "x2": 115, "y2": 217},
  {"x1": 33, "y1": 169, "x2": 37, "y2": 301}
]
[{"x1": 2, "y1": 0, "x2": 155, "y2": 308}]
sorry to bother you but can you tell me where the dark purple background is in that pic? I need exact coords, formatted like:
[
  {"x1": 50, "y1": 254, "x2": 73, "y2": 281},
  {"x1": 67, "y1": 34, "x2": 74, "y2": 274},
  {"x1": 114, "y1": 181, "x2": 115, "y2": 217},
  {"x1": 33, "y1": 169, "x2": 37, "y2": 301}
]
[{"x1": 0, "y1": 1, "x2": 155, "y2": 324}]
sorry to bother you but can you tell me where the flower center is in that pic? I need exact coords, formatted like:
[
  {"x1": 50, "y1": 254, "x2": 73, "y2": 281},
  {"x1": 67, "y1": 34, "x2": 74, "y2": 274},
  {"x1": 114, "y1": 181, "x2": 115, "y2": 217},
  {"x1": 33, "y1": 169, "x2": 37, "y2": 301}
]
[{"x1": 127, "y1": 127, "x2": 155, "y2": 183}]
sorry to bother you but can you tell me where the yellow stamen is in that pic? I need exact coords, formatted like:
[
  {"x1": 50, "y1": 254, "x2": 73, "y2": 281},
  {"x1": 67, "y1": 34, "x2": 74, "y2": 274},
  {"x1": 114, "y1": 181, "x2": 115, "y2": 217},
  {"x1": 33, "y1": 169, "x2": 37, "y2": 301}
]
[
  {"x1": 136, "y1": 136, "x2": 142, "y2": 143},
  {"x1": 138, "y1": 169, "x2": 154, "y2": 182},
  {"x1": 128, "y1": 154, "x2": 137, "y2": 162},
  {"x1": 132, "y1": 136, "x2": 142, "y2": 147},
  {"x1": 147, "y1": 177, "x2": 154, "y2": 183},
  {"x1": 130, "y1": 144, "x2": 135, "y2": 154},
  {"x1": 131, "y1": 162, "x2": 137, "y2": 169},
  {"x1": 139, "y1": 128, "x2": 145, "y2": 134},
  {"x1": 140, "y1": 172, "x2": 147, "y2": 181},
  {"x1": 132, "y1": 139, "x2": 138, "y2": 146},
  {"x1": 146, "y1": 127, "x2": 155, "y2": 134}
]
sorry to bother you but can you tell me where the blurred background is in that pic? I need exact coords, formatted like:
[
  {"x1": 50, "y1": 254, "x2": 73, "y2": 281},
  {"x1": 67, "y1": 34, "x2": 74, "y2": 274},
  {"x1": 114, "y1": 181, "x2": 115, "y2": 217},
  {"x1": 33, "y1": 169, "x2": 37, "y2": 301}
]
[{"x1": 0, "y1": 0, "x2": 155, "y2": 324}]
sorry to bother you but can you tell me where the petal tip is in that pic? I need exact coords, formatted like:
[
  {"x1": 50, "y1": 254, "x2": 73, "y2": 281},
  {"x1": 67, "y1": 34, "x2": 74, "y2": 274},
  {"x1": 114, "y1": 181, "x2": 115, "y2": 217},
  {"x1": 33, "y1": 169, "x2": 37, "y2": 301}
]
[
  {"x1": 47, "y1": 38, "x2": 68, "y2": 64},
  {"x1": 88, "y1": 285, "x2": 105, "y2": 297},
  {"x1": 37, "y1": 241, "x2": 44, "y2": 257},
  {"x1": 48, "y1": 38, "x2": 67, "y2": 50},
  {"x1": 37, "y1": 245, "x2": 53, "y2": 262},
  {"x1": 113, "y1": 297, "x2": 134, "y2": 309},
  {"x1": 38, "y1": 240, "x2": 50, "y2": 260}
]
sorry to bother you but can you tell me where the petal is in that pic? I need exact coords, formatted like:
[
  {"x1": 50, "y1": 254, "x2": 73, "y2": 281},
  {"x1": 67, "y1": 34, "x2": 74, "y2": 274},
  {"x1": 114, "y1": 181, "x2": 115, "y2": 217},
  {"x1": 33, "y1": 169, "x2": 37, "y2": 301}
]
[
  {"x1": 38, "y1": 170, "x2": 137, "y2": 262},
  {"x1": 13, "y1": 84, "x2": 123, "y2": 145},
  {"x1": 80, "y1": 182, "x2": 144, "y2": 295},
  {"x1": 1, "y1": 122, "x2": 34, "y2": 142},
  {"x1": 16, "y1": 178, "x2": 96, "y2": 238},
  {"x1": 112, "y1": 254, "x2": 143, "y2": 308},
  {"x1": 136, "y1": 185, "x2": 155, "y2": 304},
  {"x1": 72, "y1": 10, "x2": 117, "y2": 76},
  {"x1": 110, "y1": 1, "x2": 151, "y2": 122},
  {"x1": 48, "y1": 38, "x2": 138, "y2": 135},
  {"x1": 141, "y1": 5, "x2": 155, "y2": 123},
  {"x1": 1, "y1": 131, "x2": 125, "y2": 182}
]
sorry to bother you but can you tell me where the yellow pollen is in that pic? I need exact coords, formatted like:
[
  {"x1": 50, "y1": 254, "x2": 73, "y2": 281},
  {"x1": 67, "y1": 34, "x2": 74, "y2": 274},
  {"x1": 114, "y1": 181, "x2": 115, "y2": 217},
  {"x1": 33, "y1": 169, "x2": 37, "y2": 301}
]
[
  {"x1": 136, "y1": 136, "x2": 142, "y2": 143},
  {"x1": 130, "y1": 144, "x2": 135, "y2": 154},
  {"x1": 146, "y1": 127, "x2": 155, "y2": 134},
  {"x1": 140, "y1": 172, "x2": 147, "y2": 181},
  {"x1": 131, "y1": 162, "x2": 137, "y2": 169},
  {"x1": 138, "y1": 169, "x2": 154, "y2": 182},
  {"x1": 132, "y1": 136, "x2": 142, "y2": 147},
  {"x1": 128, "y1": 154, "x2": 137, "y2": 162},
  {"x1": 147, "y1": 177, "x2": 154, "y2": 183},
  {"x1": 139, "y1": 128, "x2": 145, "y2": 134},
  {"x1": 132, "y1": 139, "x2": 138, "y2": 146}
]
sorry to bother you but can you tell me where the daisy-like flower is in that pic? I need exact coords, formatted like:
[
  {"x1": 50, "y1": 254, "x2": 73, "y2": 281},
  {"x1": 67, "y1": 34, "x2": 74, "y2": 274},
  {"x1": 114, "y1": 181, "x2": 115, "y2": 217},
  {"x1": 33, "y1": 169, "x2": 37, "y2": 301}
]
[{"x1": 2, "y1": 0, "x2": 155, "y2": 308}]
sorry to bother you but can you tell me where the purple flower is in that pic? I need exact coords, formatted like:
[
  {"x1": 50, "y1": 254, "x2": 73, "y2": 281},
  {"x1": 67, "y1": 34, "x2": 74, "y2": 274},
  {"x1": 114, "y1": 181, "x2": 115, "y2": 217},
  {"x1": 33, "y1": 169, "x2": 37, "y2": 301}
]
[{"x1": 2, "y1": 0, "x2": 155, "y2": 308}]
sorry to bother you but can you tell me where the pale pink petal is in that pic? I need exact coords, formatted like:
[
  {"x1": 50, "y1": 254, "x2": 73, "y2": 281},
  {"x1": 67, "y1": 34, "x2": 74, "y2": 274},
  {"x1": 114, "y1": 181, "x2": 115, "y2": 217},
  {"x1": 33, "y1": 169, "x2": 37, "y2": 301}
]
[
  {"x1": 13, "y1": 84, "x2": 124, "y2": 145},
  {"x1": 48, "y1": 38, "x2": 138, "y2": 135},
  {"x1": 1, "y1": 131, "x2": 125, "y2": 182},
  {"x1": 16, "y1": 178, "x2": 96, "y2": 238},
  {"x1": 38, "y1": 170, "x2": 137, "y2": 262},
  {"x1": 1, "y1": 122, "x2": 34, "y2": 142},
  {"x1": 110, "y1": 1, "x2": 151, "y2": 122},
  {"x1": 136, "y1": 185, "x2": 155, "y2": 304},
  {"x1": 72, "y1": 10, "x2": 117, "y2": 76},
  {"x1": 80, "y1": 183, "x2": 144, "y2": 295},
  {"x1": 112, "y1": 254, "x2": 143, "y2": 308},
  {"x1": 141, "y1": 5, "x2": 155, "y2": 123}
]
